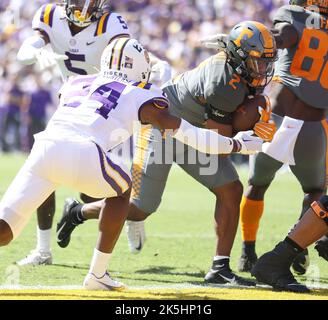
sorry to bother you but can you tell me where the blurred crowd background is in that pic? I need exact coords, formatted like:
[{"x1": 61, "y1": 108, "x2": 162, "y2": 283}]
[{"x1": 0, "y1": 0, "x2": 288, "y2": 153}]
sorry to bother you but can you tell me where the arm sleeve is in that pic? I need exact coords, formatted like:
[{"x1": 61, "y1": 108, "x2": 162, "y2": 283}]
[{"x1": 173, "y1": 119, "x2": 234, "y2": 154}]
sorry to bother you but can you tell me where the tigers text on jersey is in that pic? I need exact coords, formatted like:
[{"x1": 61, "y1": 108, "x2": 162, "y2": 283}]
[
  {"x1": 166, "y1": 52, "x2": 249, "y2": 127},
  {"x1": 32, "y1": 4, "x2": 130, "y2": 79},
  {"x1": 274, "y1": 5, "x2": 328, "y2": 109},
  {"x1": 38, "y1": 74, "x2": 168, "y2": 152}
]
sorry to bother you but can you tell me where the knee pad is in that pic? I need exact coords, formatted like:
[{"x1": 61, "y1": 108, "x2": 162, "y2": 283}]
[{"x1": 311, "y1": 195, "x2": 328, "y2": 226}]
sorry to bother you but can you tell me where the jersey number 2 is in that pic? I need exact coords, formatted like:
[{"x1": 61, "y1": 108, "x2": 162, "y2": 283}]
[{"x1": 291, "y1": 29, "x2": 328, "y2": 89}]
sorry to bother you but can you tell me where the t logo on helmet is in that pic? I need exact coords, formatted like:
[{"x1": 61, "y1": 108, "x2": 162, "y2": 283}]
[{"x1": 233, "y1": 28, "x2": 254, "y2": 47}]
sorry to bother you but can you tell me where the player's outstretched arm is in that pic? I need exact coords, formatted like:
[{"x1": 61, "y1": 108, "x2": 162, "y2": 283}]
[
  {"x1": 271, "y1": 22, "x2": 298, "y2": 49},
  {"x1": 17, "y1": 31, "x2": 49, "y2": 65},
  {"x1": 140, "y1": 103, "x2": 263, "y2": 155}
]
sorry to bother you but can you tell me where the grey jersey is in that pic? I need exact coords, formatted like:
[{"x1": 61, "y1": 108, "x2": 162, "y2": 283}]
[
  {"x1": 163, "y1": 53, "x2": 249, "y2": 127},
  {"x1": 274, "y1": 5, "x2": 328, "y2": 109}
]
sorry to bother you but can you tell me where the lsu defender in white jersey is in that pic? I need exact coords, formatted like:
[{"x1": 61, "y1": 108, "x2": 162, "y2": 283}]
[
  {"x1": 18, "y1": 0, "x2": 130, "y2": 79},
  {"x1": 0, "y1": 38, "x2": 262, "y2": 290}
]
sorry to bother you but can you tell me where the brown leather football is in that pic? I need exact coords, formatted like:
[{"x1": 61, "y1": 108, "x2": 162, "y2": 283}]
[{"x1": 232, "y1": 95, "x2": 265, "y2": 132}]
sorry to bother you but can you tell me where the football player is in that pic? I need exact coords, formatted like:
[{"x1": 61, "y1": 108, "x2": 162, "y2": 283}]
[
  {"x1": 16, "y1": 0, "x2": 171, "y2": 266},
  {"x1": 0, "y1": 38, "x2": 263, "y2": 290},
  {"x1": 239, "y1": 0, "x2": 328, "y2": 276},
  {"x1": 56, "y1": 21, "x2": 277, "y2": 286},
  {"x1": 252, "y1": 195, "x2": 328, "y2": 293},
  {"x1": 16, "y1": 0, "x2": 130, "y2": 267}
]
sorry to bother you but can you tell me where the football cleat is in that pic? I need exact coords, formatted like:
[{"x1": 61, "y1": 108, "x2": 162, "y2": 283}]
[
  {"x1": 251, "y1": 242, "x2": 310, "y2": 293},
  {"x1": 56, "y1": 198, "x2": 81, "y2": 248},
  {"x1": 205, "y1": 259, "x2": 256, "y2": 287},
  {"x1": 126, "y1": 220, "x2": 146, "y2": 254},
  {"x1": 291, "y1": 249, "x2": 310, "y2": 275},
  {"x1": 83, "y1": 271, "x2": 125, "y2": 291},
  {"x1": 314, "y1": 235, "x2": 328, "y2": 262},
  {"x1": 16, "y1": 249, "x2": 52, "y2": 266},
  {"x1": 238, "y1": 242, "x2": 258, "y2": 272}
]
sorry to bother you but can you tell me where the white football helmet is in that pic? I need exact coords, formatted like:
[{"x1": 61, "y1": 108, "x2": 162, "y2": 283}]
[{"x1": 101, "y1": 38, "x2": 151, "y2": 83}]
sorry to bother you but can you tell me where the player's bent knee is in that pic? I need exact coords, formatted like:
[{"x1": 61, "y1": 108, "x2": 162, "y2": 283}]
[
  {"x1": 130, "y1": 198, "x2": 159, "y2": 217},
  {"x1": 311, "y1": 195, "x2": 328, "y2": 226},
  {"x1": 245, "y1": 183, "x2": 269, "y2": 200},
  {"x1": 0, "y1": 220, "x2": 13, "y2": 246},
  {"x1": 128, "y1": 203, "x2": 149, "y2": 221},
  {"x1": 212, "y1": 180, "x2": 243, "y2": 203}
]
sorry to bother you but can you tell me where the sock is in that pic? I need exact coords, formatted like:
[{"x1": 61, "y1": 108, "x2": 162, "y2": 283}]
[
  {"x1": 212, "y1": 256, "x2": 230, "y2": 269},
  {"x1": 70, "y1": 204, "x2": 86, "y2": 225},
  {"x1": 89, "y1": 248, "x2": 112, "y2": 278},
  {"x1": 213, "y1": 255, "x2": 230, "y2": 261},
  {"x1": 37, "y1": 227, "x2": 51, "y2": 253},
  {"x1": 240, "y1": 196, "x2": 264, "y2": 242},
  {"x1": 284, "y1": 237, "x2": 304, "y2": 254},
  {"x1": 271, "y1": 239, "x2": 303, "y2": 266},
  {"x1": 241, "y1": 241, "x2": 256, "y2": 256}
]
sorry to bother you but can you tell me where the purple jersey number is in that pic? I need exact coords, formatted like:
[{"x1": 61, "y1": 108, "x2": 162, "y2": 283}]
[
  {"x1": 64, "y1": 52, "x2": 88, "y2": 75},
  {"x1": 117, "y1": 16, "x2": 128, "y2": 30},
  {"x1": 92, "y1": 82, "x2": 126, "y2": 119}
]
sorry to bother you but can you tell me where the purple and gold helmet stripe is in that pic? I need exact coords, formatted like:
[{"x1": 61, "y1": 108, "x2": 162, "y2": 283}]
[
  {"x1": 109, "y1": 38, "x2": 130, "y2": 70},
  {"x1": 41, "y1": 4, "x2": 56, "y2": 27},
  {"x1": 94, "y1": 12, "x2": 111, "y2": 37},
  {"x1": 95, "y1": 144, "x2": 131, "y2": 195}
]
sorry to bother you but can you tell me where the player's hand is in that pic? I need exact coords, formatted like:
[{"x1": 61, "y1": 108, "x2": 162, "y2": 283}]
[
  {"x1": 149, "y1": 61, "x2": 172, "y2": 86},
  {"x1": 233, "y1": 130, "x2": 263, "y2": 155},
  {"x1": 36, "y1": 48, "x2": 68, "y2": 70},
  {"x1": 254, "y1": 120, "x2": 277, "y2": 142},
  {"x1": 200, "y1": 33, "x2": 228, "y2": 51}
]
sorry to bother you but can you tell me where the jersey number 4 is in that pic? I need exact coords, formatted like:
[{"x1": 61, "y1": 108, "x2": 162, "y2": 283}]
[
  {"x1": 92, "y1": 81, "x2": 126, "y2": 119},
  {"x1": 291, "y1": 29, "x2": 328, "y2": 89}
]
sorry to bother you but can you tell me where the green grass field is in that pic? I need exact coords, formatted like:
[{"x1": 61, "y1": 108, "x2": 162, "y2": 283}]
[{"x1": 0, "y1": 153, "x2": 327, "y2": 300}]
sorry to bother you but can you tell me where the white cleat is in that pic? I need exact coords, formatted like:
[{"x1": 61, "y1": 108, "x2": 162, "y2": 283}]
[
  {"x1": 16, "y1": 249, "x2": 52, "y2": 266},
  {"x1": 126, "y1": 220, "x2": 146, "y2": 254},
  {"x1": 83, "y1": 272, "x2": 125, "y2": 291}
]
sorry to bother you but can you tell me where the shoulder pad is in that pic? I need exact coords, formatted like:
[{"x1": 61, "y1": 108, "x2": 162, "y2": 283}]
[
  {"x1": 94, "y1": 12, "x2": 130, "y2": 38},
  {"x1": 274, "y1": 4, "x2": 305, "y2": 25},
  {"x1": 94, "y1": 12, "x2": 112, "y2": 37},
  {"x1": 33, "y1": 4, "x2": 57, "y2": 29}
]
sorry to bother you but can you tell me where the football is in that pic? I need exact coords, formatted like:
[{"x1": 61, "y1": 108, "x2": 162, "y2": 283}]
[{"x1": 232, "y1": 95, "x2": 266, "y2": 132}]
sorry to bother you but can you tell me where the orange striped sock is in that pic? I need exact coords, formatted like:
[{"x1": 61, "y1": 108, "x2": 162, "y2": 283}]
[{"x1": 240, "y1": 196, "x2": 264, "y2": 242}]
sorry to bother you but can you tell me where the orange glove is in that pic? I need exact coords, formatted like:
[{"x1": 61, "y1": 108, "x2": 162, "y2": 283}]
[
  {"x1": 254, "y1": 120, "x2": 277, "y2": 142},
  {"x1": 258, "y1": 95, "x2": 272, "y2": 123}
]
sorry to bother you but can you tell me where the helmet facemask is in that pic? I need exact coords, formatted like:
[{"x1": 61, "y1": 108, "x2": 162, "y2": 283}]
[
  {"x1": 245, "y1": 55, "x2": 276, "y2": 88},
  {"x1": 227, "y1": 21, "x2": 278, "y2": 89},
  {"x1": 65, "y1": 0, "x2": 104, "y2": 27}
]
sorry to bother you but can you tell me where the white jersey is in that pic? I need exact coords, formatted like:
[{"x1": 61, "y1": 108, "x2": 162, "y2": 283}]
[
  {"x1": 32, "y1": 4, "x2": 130, "y2": 79},
  {"x1": 39, "y1": 74, "x2": 169, "y2": 152}
]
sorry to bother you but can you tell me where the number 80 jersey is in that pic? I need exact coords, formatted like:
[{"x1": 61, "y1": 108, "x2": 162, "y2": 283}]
[
  {"x1": 273, "y1": 5, "x2": 328, "y2": 109},
  {"x1": 32, "y1": 4, "x2": 131, "y2": 79}
]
